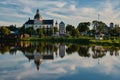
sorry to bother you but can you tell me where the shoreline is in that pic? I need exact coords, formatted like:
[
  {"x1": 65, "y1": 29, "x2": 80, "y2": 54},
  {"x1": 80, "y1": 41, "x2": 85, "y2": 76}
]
[{"x1": 20, "y1": 37, "x2": 120, "y2": 47}]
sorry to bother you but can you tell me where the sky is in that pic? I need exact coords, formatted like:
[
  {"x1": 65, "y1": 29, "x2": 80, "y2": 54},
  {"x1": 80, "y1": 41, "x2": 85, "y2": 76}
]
[{"x1": 0, "y1": 0, "x2": 120, "y2": 27}]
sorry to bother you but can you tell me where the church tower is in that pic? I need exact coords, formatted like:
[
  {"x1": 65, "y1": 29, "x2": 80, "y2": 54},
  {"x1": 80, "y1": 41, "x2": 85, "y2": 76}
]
[
  {"x1": 59, "y1": 21, "x2": 66, "y2": 36},
  {"x1": 34, "y1": 9, "x2": 43, "y2": 21},
  {"x1": 55, "y1": 20, "x2": 58, "y2": 27}
]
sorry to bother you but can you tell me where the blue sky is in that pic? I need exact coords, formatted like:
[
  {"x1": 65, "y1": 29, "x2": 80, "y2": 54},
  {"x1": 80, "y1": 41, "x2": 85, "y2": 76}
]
[{"x1": 0, "y1": 0, "x2": 120, "y2": 27}]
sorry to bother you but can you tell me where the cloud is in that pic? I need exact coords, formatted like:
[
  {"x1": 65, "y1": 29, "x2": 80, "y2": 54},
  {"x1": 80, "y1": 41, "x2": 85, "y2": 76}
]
[
  {"x1": 0, "y1": 0, "x2": 120, "y2": 27},
  {"x1": 46, "y1": 12, "x2": 69, "y2": 19},
  {"x1": 69, "y1": 5, "x2": 76, "y2": 11},
  {"x1": 22, "y1": 7, "x2": 33, "y2": 14}
]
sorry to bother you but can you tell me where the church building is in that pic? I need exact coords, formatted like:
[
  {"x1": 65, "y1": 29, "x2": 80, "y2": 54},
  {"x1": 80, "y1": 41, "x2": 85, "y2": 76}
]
[
  {"x1": 24, "y1": 9, "x2": 54, "y2": 30},
  {"x1": 24, "y1": 9, "x2": 66, "y2": 36}
]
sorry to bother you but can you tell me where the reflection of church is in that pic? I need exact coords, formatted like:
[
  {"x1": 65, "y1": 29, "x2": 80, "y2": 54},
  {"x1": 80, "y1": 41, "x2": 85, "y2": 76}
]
[
  {"x1": 59, "y1": 44, "x2": 65, "y2": 58},
  {"x1": 24, "y1": 51, "x2": 54, "y2": 70},
  {"x1": 23, "y1": 43, "x2": 66, "y2": 70}
]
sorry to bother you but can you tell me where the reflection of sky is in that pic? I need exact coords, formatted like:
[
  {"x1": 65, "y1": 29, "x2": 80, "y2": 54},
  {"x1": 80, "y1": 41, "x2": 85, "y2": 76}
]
[{"x1": 0, "y1": 51, "x2": 120, "y2": 80}]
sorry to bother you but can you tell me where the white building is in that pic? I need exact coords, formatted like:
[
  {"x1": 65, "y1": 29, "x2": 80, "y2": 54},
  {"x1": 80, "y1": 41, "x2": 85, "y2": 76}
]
[
  {"x1": 24, "y1": 9, "x2": 54, "y2": 30},
  {"x1": 59, "y1": 21, "x2": 66, "y2": 36}
]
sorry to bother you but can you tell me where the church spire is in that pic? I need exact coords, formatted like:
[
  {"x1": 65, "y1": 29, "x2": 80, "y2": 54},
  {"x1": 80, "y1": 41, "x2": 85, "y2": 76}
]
[
  {"x1": 36, "y1": 9, "x2": 39, "y2": 14},
  {"x1": 55, "y1": 20, "x2": 58, "y2": 26},
  {"x1": 34, "y1": 9, "x2": 43, "y2": 21}
]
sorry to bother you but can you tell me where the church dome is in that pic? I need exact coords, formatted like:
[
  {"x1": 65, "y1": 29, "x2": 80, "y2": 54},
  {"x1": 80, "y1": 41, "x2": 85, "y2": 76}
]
[{"x1": 34, "y1": 9, "x2": 43, "y2": 21}]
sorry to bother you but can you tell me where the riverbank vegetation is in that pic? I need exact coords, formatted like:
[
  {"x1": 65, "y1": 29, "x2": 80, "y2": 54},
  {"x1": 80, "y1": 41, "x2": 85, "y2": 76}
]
[
  {"x1": 0, "y1": 20, "x2": 120, "y2": 47},
  {"x1": 20, "y1": 36, "x2": 120, "y2": 47}
]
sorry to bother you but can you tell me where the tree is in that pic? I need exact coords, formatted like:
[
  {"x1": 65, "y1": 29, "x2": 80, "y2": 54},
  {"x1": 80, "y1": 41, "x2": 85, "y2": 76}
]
[
  {"x1": 49, "y1": 28, "x2": 54, "y2": 36},
  {"x1": 0, "y1": 26, "x2": 10, "y2": 35},
  {"x1": 77, "y1": 22, "x2": 90, "y2": 33},
  {"x1": 25, "y1": 27, "x2": 35, "y2": 36},
  {"x1": 70, "y1": 28, "x2": 80, "y2": 37},
  {"x1": 92, "y1": 20, "x2": 106, "y2": 32},
  {"x1": 66, "y1": 24, "x2": 75, "y2": 33},
  {"x1": 36, "y1": 28, "x2": 44, "y2": 38},
  {"x1": 18, "y1": 26, "x2": 25, "y2": 34},
  {"x1": 54, "y1": 27, "x2": 58, "y2": 34},
  {"x1": 8, "y1": 25, "x2": 17, "y2": 31},
  {"x1": 110, "y1": 25, "x2": 120, "y2": 36}
]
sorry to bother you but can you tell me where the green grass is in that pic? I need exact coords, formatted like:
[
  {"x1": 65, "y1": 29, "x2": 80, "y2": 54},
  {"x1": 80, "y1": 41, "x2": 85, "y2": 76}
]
[{"x1": 20, "y1": 36, "x2": 120, "y2": 47}]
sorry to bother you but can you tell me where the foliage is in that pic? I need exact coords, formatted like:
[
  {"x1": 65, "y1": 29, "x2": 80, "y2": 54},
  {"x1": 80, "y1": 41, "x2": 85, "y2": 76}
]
[
  {"x1": 18, "y1": 26, "x2": 25, "y2": 34},
  {"x1": 25, "y1": 27, "x2": 36, "y2": 35},
  {"x1": 110, "y1": 26, "x2": 120, "y2": 36},
  {"x1": 54, "y1": 27, "x2": 58, "y2": 33},
  {"x1": 92, "y1": 20, "x2": 106, "y2": 32},
  {"x1": 49, "y1": 28, "x2": 54, "y2": 36},
  {"x1": 77, "y1": 22, "x2": 90, "y2": 33},
  {"x1": 66, "y1": 24, "x2": 75, "y2": 33},
  {"x1": 70, "y1": 28, "x2": 80, "y2": 37},
  {"x1": 36, "y1": 28, "x2": 44, "y2": 38},
  {"x1": 0, "y1": 26, "x2": 10, "y2": 35}
]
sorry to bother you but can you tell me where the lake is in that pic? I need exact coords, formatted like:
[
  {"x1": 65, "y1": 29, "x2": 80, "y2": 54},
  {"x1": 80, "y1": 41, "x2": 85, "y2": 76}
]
[{"x1": 0, "y1": 41, "x2": 120, "y2": 80}]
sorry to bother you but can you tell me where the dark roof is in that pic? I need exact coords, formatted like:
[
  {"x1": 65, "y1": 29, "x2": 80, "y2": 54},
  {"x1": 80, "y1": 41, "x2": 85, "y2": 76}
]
[
  {"x1": 59, "y1": 21, "x2": 65, "y2": 25},
  {"x1": 25, "y1": 20, "x2": 34, "y2": 24},
  {"x1": 24, "y1": 19, "x2": 54, "y2": 25},
  {"x1": 43, "y1": 20, "x2": 53, "y2": 25}
]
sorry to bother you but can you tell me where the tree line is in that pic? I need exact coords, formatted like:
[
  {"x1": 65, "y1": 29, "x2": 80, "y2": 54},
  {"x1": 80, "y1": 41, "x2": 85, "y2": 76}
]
[
  {"x1": 0, "y1": 20, "x2": 120, "y2": 38},
  {"x1": 66, "y1": 20, "x2": 120, "y2": 37}
]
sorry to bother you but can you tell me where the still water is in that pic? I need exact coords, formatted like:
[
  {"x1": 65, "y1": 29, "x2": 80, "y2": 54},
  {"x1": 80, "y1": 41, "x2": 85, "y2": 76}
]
[{"x1": 0, "y1": 41, "x2": 120, "y2": 80}]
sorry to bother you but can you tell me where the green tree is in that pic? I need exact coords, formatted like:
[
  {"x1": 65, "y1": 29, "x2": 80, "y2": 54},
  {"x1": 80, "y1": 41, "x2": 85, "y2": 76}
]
[
  {"x1": 18, "y1": 26, "x2": 25, "y2": 34},
  {"x1": 54, "y1": 27, "x2": 58, "y2": 34},
  {"x1": 66, "y1": 24, "x2": 75, "y2": 33},
  {"x1": 92, "y1": 20, "x2": 106, "y2": 32},
  {"x1": 49, "y1": 28, "x2": 54, "y2": 36},
  {"x1": 37, "y1": 28, "x2": 44, "y2": 38},
  {"x1": 110, "y1": 25, "x2": 120, "y2": 36},
  {"x1": 25, "y1": 27, "x2": 35, "y2": 36},
  {"x1": 70, "y1": 28, "x2": 80, "y2": 37},
  {"x1": 0, "y1": 26, "x2": 10, "y2": 35},
  {"x1": 77, "y1": 22, "x2": 90, "y2": 33}
]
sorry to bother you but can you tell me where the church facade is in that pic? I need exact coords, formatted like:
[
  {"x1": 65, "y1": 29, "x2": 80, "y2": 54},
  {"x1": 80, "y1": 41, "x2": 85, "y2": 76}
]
[
  {"x1": 24, "y1": 9, "x2": 54, "y2": 30},
  {"x1": 24, "y1": 9, "x2": 66, "y2": 36}
]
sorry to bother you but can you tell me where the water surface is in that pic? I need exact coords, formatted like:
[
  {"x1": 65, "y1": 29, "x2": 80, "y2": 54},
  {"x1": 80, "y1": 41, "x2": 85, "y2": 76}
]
[{"x1": 0, "y1": 41, "x2": 120, "y2": 80}]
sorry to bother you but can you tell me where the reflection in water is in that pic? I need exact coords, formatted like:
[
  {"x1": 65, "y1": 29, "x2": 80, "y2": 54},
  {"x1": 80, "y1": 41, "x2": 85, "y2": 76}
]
[{"x1": 0, "y1": 41, "x2": 120, "y2": 71}]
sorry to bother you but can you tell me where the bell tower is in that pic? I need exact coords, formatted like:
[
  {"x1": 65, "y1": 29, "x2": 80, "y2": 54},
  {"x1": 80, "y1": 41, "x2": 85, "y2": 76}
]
[{"x1": 34, "y1": 9, "x2": 43, "y2": 21}]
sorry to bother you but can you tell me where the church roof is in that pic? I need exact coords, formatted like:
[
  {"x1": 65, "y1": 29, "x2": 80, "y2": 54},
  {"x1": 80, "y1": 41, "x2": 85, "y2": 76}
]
[
  {"x1": 24, "y1": 19, "x2": 54, "y2": 25},
  {"x1": 25, "y1": 20, "x2": 34, "y2": 24},
  {"x1": 59, "y1": 21, "x2": 65, "y2": 25},
  {"x1": 43, "y1": 20, "x2": 54, "y2": 25},
  {"x1": 34, "y1": 9, "x2": 43, "y2": 20}
]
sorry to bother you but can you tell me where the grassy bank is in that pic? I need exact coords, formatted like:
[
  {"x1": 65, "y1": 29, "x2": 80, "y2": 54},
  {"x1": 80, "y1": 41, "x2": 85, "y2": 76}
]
[
  {"x1": 20, "y1": 36, "x2": 120, "y2": 46},
  {"x1": 21, "y1": 37, "x2": 90, "y2": 44}
]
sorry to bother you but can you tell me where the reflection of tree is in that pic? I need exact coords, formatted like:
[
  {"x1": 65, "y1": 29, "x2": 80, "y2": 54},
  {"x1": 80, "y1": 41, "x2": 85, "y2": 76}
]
[
  {"x1": 0, "y1": 46, "x2": 10, "y2": 54},
  {"x1": 26, "y1": 46, "x2": 35, "y2": 53},
  {"x1": 66, "y1": 44, "x2": 79, "y2": 54},
  {"x1": 47, "y1": 43, "x2": 54, "y2": 53},
  {"x1": 37, "y1": 42, "x2": 45, "y2": 54},
  {"x1": 78, "y1": 46, "x2": 90, "y2": 57},
  {"x1": 91, "y1": 46, "x2": 106, "y2": 59},
  {"x1": 115, "y1": 47, "x2": 119, "y2": 56},
  {"x1": 110, "y1": 47, "x2": 119, "y2": 56},
  {"x1": 9, "y1": 48, "x2": 17, "y2": 55},
  {"x1": 92, "y1": 52, "x2": 105, "y2": 59}
]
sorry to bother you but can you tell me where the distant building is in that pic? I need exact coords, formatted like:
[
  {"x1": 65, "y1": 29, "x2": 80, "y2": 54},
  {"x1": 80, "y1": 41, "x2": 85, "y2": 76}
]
[
  {"x1": 59, "y1": 21, "x2": 66, "y2": 36},
  {"x1": 24, "y1": 9, "x2": 54, "y2": 30},
  {"x1": 110, "y1": 22, "x2": 114, "y2": 28}
]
